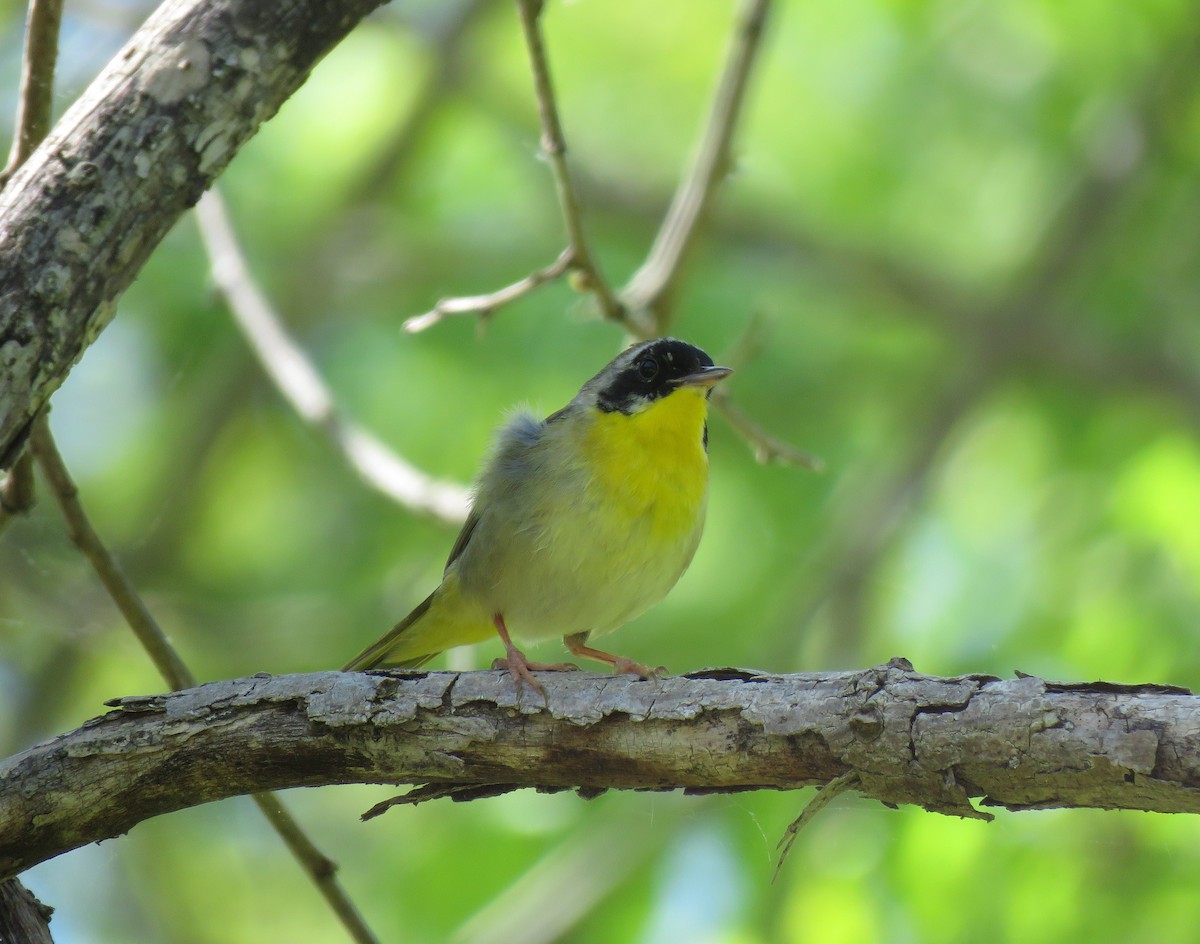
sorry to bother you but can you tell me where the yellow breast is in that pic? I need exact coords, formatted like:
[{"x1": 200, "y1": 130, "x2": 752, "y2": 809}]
[{"x1": 580, "y1": 386, "x2": 711, "y2": 541}]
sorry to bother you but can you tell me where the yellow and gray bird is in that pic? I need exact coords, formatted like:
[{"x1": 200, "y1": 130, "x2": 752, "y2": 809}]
[{"x1": 343, "y1": 337, "x2": 732, "y2": 693}]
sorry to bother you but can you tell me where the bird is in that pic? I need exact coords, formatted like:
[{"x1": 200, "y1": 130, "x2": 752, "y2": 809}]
[{"x1": 343, "y1": 337, "x2": 732, "y2": 695}]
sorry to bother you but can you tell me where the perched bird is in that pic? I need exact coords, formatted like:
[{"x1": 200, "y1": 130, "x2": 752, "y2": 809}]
[{"x1": 344, "y1": 337, "x2": 732, "y2": 694}]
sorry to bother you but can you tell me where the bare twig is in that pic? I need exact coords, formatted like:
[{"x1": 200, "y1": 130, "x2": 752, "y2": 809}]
[
  {"x1": 620, "y1": 0, "x2": 772, "y2": 333},
  {"x1": 404, "y1": 248, "x2": 573, "y2": 333},
  {"x1": 514, "y1": 0, "x2": 625, "y2": 325},
  {"x1": 195, "y1": 189, "x2": 469, "y2": 524},
  {"x1": 28, "y1": 414, "x2": 381, "y2": 944},
  {"x1": 0, "y1": 0, "x2": 63, "y2": 182},
  {"x1": 29, "y1": 414, "x2": 199, "y2": 689},
  {"x1": 772, "y1": 770, "x2": 860, "y2": 883},
  {"x1": 711, "y1": 390, "x2": 823, "y2": 470}
]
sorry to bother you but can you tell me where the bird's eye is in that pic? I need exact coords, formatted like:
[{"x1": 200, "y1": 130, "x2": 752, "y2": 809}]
[{"x1": 637, "y1": 356, "x2": 659, "y2": 382}]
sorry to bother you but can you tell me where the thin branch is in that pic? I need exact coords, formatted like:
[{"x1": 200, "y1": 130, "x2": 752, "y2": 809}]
[
  {"x1": 6, "y1": 664, "x2": 1200, "y2": 881},
  {"x1": 404, "y1": 247, "x2": 574, "y2": 333},
  {"x1": 0, "y1": 0, "x2": 63, "y2": 181},
  {"x1": 709, "y1": 314, "x2": 824, "y2": 469},
  {"x1": 620, "y1": 0, "x2": 772, "y2": 332},
  {"x1": 772, "y1": 770, "x2": 859, "y2": 883},
  {"x1": 711, "y1": 390, "x2": 823, "y2": 470},
  {"x1": 28, "y1": 415, "x2": 196, "y2": 689},
  {"x1": 514, "y1": 0, "x2": 625, "y2": 325},
  {"x1": 27, "y1": 416, "x2": 381, "y2": 944},
  {"x1": 195, "y1": 189, "x2": 470, "y2": 524}
]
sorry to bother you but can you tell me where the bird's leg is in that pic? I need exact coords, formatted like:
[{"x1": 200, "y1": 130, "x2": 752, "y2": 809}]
[
  {"x1": 563, "y1": 632, "x2": 662, "y2": 679},
  {"x1": 491, "y1": 614, "x2": 578, "y2": 697}
]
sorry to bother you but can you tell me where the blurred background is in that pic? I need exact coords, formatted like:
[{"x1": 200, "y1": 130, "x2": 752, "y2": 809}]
[{"x1": 3, "y1": 0, "x2": 1200, "y2": 940}]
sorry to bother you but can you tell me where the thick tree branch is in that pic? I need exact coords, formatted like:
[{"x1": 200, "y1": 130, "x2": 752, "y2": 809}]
[
  {"x1": 0, "y1": 878, "x2": 53, "y2": 944},
  {"x1": 3, "y1": 661, "x2": 1199, "y2": 881},
  {"x1": 0, "y1": 0, "x2": 389, "y2": 467}
]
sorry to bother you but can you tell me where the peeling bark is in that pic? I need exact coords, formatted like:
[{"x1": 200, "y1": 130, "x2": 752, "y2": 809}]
[
  {"x1": 0, "y1": 878, "x2": 54, "y2": 943},
  {"x1": 0, "y1": 0, "x2": 388, "y2": 465},
  {"x1": 2, "y1": 660, "x2": 1199, "y2": 881}
]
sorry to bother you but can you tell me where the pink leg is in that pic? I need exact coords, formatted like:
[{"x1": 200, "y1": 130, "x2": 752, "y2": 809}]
[
  {"x1": 563, "y1": 632, "x2": 662, "y2": 679},
  {"x1": 492, "y1": 614, "x2": 578, "y2": 697}
]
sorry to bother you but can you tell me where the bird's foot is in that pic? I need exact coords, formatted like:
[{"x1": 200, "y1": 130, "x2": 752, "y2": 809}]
[
  {"x1": 610, "y1": 657, "x2": 666, "y2": 680},
  {"x1": 491, "y1": 653, "x2": 579, "y2": 700},
  {"x1": 492, "y1": 613, "x2": 578, "y2": 701},
  {"x1": 562, "y1": 633, "x2": 665, "y2": 680}
]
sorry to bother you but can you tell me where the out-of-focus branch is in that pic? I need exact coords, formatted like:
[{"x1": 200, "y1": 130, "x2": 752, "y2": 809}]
[
  {"x1": 195, "y1": 189, "x2": 470, "y2": 524},
  {"x1": 620, "y1": 0, "x2": 772, "y2": 334},
  {"x1": 513, "y1": 0, "x2": 625, "y2": 325},
  {"x1": 0, "y1": 0, "x2": 62, "y2": 180},
  {"x1": 711, "y1": 389, "x2": 823, "y2": 470},
  {"x1": 28, "y1": 413, "x2": 381, "y2": 944},
  {"x1": 28, "y1": 415, "x2": 196, "y2": 688},
  {"x1": 405, "y1": 248, "x2": 573, "y2": 333}
]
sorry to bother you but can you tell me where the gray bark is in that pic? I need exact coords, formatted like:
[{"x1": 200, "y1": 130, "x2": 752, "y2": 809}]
[
  {"x1": 0, "y1": 0, "x2": 388, "y2": 465},
  {"x1": 0, "y1": 879, "x2": 54, "y2": 944},
  {"x1": 2, "y1": 660, "x2": 1198, "y2": 881}
]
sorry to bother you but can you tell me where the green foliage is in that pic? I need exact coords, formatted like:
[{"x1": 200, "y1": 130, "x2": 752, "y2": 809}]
[{"x1": 4, "y1": 0, "x2": 1200, "y2": 940}]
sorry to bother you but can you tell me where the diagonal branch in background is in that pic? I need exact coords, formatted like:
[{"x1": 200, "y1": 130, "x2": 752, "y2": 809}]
[
  {"x1": 513, "y1": 0, "x2": 625, "y2": 326},
  {"x1": 404, "y1": 247, "x2": 573, "y2": 334},
  {"x1": 0, "y1": 0, "x2": 61, "y2": 179},
  {"x1": 27, "y1": 414, "x2": 381, "y2": 944},
  {"x1": 0, "y1": 0, "x2": 390, "y2": 466},
  {"x1": 619, "y1": 0, "x2": 772, "y2": 334},
  {"x1": 401, "y1": 0, "x2": 814, "y2": 471},
  {"x1": 29, "y1": 416, "x2": 196, "y2": 688},
  {"x1": 5, "y1": 662, "x2": 1200, "y2": 882},
  {"x1": 195, "y1": 189, "x2": 469, "y2": 523}
]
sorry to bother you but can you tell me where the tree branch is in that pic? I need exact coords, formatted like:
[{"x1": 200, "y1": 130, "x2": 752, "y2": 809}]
[
  {"x1": 0, "y1": 0, "x2": 62, "y2": 179},
  {"x1": 619, "y1": 0, "x2": 772, "y2": 332},
  {"x1": 0, "y1": 0, "x2": 389, "y2": 467},
  {"x1": 514, "y1": 0, "x2": 624, "y2": 325},
  {"x1": 4, "y1": 661, "x2": 1199, "y2": 881},
  {"x1": 0, "y1": 877, "x2": 53, "y2": 944},
  {"x1": 195, "y1": 189, "x2": 470, "y2": 523},
  {"x1": 28, "y1": 413, "x2": 381, "y2": 944}
]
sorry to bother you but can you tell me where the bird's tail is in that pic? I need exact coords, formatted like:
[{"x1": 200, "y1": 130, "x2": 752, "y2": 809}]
[{"x1": 343, "y1": 591, "x2": 440, "y2": 671}]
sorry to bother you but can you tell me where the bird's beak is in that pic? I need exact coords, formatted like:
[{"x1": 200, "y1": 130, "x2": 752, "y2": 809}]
[{"x1": 674, "y1": 365, "x2": 734, "y2": 390}]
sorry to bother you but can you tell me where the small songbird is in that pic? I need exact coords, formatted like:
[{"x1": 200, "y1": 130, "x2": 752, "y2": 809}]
[{"x1": 343, "y1": 337, "x2": 732, "y2": 694}]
